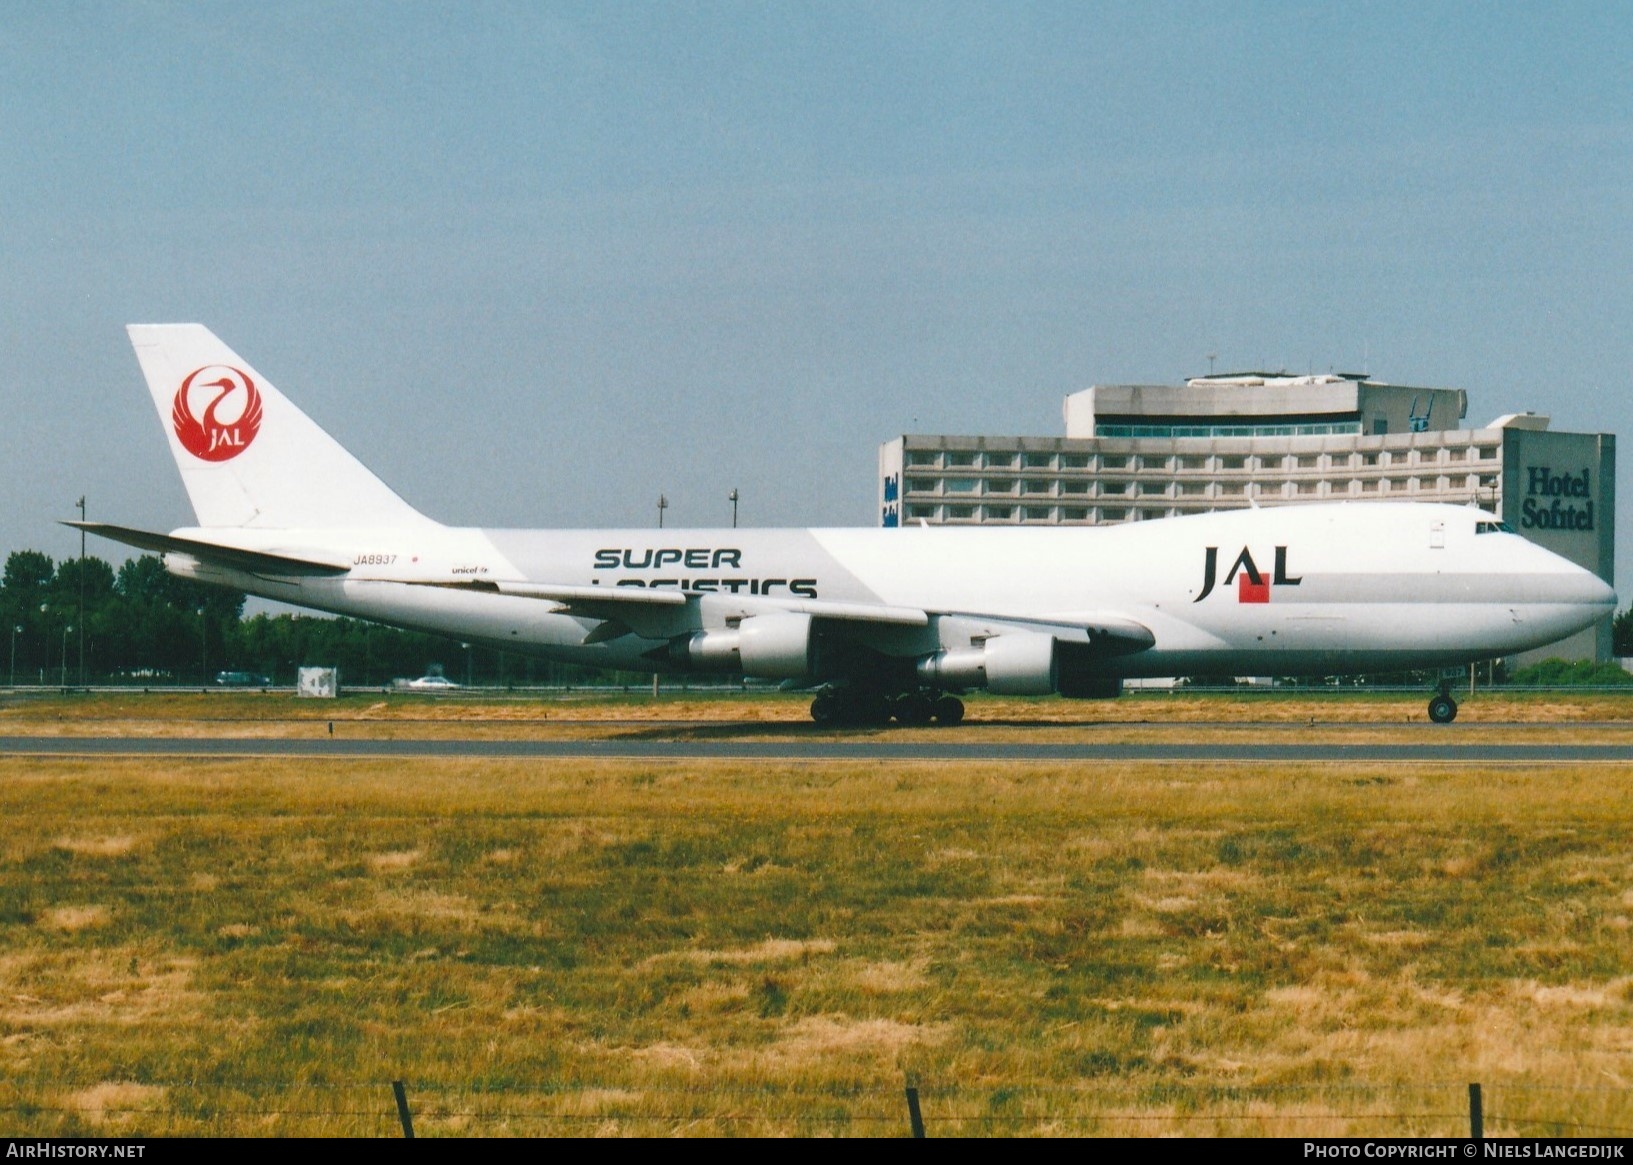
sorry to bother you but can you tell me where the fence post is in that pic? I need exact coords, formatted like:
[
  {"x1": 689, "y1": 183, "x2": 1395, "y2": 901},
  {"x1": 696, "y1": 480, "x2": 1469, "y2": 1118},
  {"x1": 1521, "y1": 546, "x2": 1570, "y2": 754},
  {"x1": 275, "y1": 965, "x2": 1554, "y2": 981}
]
[
  {"x1": 392, "y1": 1080, "x2": 415, "y2": 1139},
  {"x1": 1468, "y1": 1082, "x2": 1483, "y2": 1140},
  {"x1": 904, "y1": 1086, "x2": 926, "y2": 1138}
]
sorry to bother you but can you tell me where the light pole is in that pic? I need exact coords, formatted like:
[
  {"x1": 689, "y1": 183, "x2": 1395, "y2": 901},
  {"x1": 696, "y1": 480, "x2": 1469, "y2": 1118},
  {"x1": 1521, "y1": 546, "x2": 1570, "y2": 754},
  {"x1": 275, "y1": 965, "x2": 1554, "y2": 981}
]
[
  {"x1": 60, "y1": 626, "x2": 72, "y2": 688},
  {"x1": 729, "y1": 488, "x2": 739, "y2": 529},
  {"x1": 652, "y1": 496, "x2": 668, "y2": 697},
  {"x1": 197, "y1": 607, "x2": 207, "y2": 685},
  {"x1": 75, "y1": 495, "x2": 85, "y2": 686},
  {"x1": 9, "y1": 624, "x2": 19, "y2": 688}
]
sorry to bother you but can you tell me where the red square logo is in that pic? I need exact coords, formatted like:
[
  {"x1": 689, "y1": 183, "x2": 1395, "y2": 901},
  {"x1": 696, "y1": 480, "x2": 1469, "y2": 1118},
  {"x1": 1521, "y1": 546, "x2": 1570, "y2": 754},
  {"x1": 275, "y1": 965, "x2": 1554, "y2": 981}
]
[{"x1": 1238, "y1": 574, "x2": 1270, "y2": 603}]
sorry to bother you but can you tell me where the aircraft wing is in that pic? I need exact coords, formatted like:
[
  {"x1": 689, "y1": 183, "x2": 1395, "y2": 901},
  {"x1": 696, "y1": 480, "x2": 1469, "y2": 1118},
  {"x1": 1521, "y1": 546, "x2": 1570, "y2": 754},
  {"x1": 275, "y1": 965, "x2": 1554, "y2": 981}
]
[
  {"x1": 493, "y1": 584, "x2": 931, "y2": 627},
  {"x1": 423, "y1": 578, "x2": 1152, "y2": 655},
  {"x1": 948, "y1": 610, "x2": 1157, "y2": 656},
  {"x1": 417, "y1": 578, "x2": 931, "y2": 629},
  {"x1": 66, "y1": 522, "x2": 353, "y2": 576}
]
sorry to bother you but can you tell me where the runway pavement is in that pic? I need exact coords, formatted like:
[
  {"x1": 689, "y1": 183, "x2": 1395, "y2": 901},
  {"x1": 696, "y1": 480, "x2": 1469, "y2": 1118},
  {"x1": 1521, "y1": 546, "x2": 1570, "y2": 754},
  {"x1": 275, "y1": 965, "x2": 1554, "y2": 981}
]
[{"x1": 2, "y1": 734, "x2": 1631, "y2": 763}]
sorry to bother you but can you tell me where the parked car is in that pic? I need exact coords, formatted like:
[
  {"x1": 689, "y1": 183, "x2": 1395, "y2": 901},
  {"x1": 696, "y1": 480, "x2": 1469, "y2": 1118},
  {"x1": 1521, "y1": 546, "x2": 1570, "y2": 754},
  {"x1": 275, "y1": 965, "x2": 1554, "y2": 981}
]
[
  {"x1": 214, "y1": 671, "x2": 272, "y2": 687},
  {"x1": 402, "y1": 675, "x2": 461, "y2": 690}
]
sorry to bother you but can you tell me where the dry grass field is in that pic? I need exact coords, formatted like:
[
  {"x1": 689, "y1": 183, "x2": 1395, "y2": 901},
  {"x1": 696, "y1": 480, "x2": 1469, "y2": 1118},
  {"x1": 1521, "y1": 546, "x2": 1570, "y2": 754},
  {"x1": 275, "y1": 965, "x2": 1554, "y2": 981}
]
[{"x1": 0, "y1": 690, "x2": 1630, "y2": 1136}]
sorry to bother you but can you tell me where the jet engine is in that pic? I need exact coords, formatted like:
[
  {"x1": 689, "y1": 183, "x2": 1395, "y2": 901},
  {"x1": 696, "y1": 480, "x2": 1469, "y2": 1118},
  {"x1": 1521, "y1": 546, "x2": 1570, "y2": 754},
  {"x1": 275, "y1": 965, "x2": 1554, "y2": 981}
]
[
  {"x1": 677, "y1": 612, "x2": 818, "y2": 680},
  {"x1": 915, "y1": 632, "x2": 1124, "y2": 699},
  {"x1": 914, "y1": 632, "x2": 1058, "y2": 695}
]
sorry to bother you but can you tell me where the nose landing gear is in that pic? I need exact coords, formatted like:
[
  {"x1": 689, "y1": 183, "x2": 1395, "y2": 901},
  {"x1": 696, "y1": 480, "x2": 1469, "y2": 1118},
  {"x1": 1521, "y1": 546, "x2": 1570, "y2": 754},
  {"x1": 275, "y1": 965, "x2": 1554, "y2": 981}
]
[{"x1": 1427, "y1": 680, "x2": 1458, "y2": 724}]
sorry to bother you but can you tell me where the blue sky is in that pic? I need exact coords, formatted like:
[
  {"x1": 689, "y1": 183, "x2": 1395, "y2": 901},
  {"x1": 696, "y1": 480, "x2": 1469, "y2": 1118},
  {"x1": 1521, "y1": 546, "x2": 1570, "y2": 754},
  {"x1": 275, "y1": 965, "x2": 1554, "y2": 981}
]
[{"x1": 4, "y1": 2, "x2": 1631, "y2": 582}]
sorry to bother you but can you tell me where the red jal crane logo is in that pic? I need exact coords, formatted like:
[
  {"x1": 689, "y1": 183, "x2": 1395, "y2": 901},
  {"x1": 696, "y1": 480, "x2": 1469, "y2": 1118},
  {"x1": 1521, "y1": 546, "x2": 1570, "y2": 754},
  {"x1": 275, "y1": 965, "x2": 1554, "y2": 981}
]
[{"x1": 172, "y1": 366, "x2": 263, "y2": 461}]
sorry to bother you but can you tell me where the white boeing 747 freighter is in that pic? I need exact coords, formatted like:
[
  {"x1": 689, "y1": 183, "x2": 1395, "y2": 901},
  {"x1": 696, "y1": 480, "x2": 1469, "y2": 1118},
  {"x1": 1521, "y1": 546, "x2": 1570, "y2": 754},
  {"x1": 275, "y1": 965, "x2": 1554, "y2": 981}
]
[{"x1": 74, "y1": 326, "x2": 1615, "y2": 725}]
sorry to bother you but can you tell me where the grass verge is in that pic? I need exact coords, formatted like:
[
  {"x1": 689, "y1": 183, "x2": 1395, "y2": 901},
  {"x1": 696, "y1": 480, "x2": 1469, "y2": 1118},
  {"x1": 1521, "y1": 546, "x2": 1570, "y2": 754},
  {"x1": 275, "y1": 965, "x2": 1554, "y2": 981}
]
[{"x1": 0, "y1": 754, "x2": 1629, "y2": 1135}]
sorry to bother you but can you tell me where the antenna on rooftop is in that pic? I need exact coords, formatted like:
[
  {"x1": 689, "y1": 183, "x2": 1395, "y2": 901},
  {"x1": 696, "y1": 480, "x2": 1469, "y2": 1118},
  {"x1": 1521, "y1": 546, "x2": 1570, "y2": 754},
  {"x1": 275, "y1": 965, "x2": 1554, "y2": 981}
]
[{"x1": 1207, "y1": 352, "x2": 1217, "y2": 376}]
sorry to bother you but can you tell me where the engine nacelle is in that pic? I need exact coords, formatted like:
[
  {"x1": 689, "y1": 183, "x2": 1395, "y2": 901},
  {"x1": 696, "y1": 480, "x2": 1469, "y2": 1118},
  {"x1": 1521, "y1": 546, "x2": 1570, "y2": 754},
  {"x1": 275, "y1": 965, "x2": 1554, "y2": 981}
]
[
  {"x1": 680, "y1": 612, "x2": 818, "y2": 680},
  {"x1": 915, "y1": 632, "x2": 1059, "y2": 696},
  {"x1": 683, "y1": 628, "x2": 742, "y2": 671},
  {"x1": 740, "y1": 612, "x2": 817, "y2": 679}
]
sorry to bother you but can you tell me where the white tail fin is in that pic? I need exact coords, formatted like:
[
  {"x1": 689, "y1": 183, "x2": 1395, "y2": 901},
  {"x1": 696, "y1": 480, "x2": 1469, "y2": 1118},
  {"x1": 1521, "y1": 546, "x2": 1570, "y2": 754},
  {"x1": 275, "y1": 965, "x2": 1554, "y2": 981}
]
[{"x1": 128, "y1": 325, "x2": 437, "y2": 530}]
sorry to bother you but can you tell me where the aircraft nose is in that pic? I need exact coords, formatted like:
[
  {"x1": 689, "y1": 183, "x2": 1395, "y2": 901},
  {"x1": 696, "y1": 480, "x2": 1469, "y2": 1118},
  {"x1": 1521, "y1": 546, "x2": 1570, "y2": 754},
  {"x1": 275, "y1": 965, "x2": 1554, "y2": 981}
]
[{"x1": 1569, "y1": 568, "x2": 1617, "y2": 614}]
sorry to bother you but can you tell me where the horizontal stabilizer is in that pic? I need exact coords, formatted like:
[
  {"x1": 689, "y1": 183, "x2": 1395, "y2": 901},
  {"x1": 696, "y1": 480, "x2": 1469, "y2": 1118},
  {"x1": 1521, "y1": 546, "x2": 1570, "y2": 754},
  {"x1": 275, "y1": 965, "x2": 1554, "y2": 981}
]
[{"x1": 67, "y1": 521, "x2": 352, "y2": 576}]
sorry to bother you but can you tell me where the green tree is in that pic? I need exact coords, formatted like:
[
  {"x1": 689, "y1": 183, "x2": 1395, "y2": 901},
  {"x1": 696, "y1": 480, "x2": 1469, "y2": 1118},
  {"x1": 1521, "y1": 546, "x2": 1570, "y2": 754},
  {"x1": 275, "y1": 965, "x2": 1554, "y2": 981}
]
[
  {"x1": 1508, "y1": 658, "x2": 1633, "y2": 686},
  {"x1": 109, "y1": 555, "x2": 245, "y2": 681},
  {"x1": 1613, "y1": 607, "x2": 1633, "y2": 657},
  {"x1": 1, "y1": 551, "x2": 56, "y2": 679}
]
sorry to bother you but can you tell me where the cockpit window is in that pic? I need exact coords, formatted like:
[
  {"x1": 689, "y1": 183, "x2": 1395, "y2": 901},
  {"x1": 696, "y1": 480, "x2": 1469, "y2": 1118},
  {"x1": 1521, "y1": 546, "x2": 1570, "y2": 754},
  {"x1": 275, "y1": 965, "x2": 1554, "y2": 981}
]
[{"x1": 1475, "y1": 521, "x2": 1515, "y2": 534}]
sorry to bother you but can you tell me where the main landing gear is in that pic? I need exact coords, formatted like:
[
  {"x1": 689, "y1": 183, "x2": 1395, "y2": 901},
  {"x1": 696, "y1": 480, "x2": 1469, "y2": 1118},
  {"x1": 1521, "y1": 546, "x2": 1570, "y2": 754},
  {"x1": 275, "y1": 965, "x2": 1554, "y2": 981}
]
[
  {"x1": 1427, "y1": 680, "x2": 1458, "y2": 724},
  {"x1": 810, "y1": 688, "x2": 965, "y2": 727}
]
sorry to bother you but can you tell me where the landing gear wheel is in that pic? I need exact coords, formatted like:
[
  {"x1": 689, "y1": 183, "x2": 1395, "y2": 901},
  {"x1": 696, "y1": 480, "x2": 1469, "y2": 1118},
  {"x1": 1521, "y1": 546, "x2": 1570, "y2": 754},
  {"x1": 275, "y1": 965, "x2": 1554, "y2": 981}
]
[
  {"x1": 893, "y1": 693, "x2": 935, "y2": 726},
  {"x1": 810, "y1": 693, "x2": 836, "y2": 724},
  {"x1": 857, "y1": 692, "x2": 892, "y2": 726},
  {"x1": 932, "y1": 695, "x2": 965, "y2": 726},
  {"x1": 1428, "y1": 694, "x2": 1458, "y2": 724}
]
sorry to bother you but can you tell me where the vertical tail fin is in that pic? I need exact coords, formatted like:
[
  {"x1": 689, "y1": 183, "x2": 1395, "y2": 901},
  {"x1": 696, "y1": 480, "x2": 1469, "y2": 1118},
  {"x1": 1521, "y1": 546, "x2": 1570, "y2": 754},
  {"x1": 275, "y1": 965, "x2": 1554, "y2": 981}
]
[{"x1": 128, "y1": 324, "x2": 437, "y2": 530}]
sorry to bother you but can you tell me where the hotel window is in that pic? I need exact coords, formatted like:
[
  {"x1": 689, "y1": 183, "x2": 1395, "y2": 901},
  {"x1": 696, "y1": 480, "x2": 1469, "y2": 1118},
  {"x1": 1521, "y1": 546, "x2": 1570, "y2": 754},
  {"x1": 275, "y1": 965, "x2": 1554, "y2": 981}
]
[
  {"x1": 947, "y1": 505, "x2": 975, "y2": 518},
  {"x1": 1179, "y1": 456, "x2": 1207, "y2": 470},
  {"x1": 947, "y1": 452, "x2": 977, "y2": 467},
  {"x1": 906, "y1": 505, "x2": 938, "y2": 519},
  {"x1": 1101, "y1": 455, "x2": 1128, "y2": 469},
  {"x1": 985, "y1": 505, "x2": 1014, "y2": 520},
  {"x1": 945, "y1": 478, "x2": 978, "y2": 493},
  {"x1": 1100, "y1": 482, "x2": 1128, "y2": 496},
  {"x1": 1221, "y1": 456, "x2": 1245, "y2": 470},
  {"x1": 985, "y1": 479, "x2": 1016, "y2": 494},
  {"x1": 1062, "y1": 507, "x2": 1088, "y2": 521},
  {"x1": 906, "y1": 478, "x2": 937, "y2": 493},
  {"x1": 1023, "y1": 452, "x2": 1055, "y2": 469},
  {"x1": 1021, "y1": 480, "x2": 1053, "y2": 495},
  {"x1": 1062, "y1": 481, "x2": 1089, "y2": 495},
  {"x1": 906, "y1": 451, "x2": 940, "y2": 467},
  {"x1": 985, "y1": 452, "x2": 1018, "y2": 469},
  {"x1": 1101, "y1": 508, "x2": 1126, "y2": 521},
  {"x1": 1024, "y1": 506, "x2": 1052, "y2": 521},
  {"x1": 1060, "y1": 454, "x2": 1089, "y2": 469}
]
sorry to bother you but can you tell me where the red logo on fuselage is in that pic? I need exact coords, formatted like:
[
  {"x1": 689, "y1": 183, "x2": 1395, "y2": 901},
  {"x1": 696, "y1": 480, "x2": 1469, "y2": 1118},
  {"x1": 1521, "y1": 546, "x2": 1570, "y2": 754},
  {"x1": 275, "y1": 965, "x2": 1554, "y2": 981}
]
[{"x1": 172, "y1": 366, "x2": 262, "y2": 461}]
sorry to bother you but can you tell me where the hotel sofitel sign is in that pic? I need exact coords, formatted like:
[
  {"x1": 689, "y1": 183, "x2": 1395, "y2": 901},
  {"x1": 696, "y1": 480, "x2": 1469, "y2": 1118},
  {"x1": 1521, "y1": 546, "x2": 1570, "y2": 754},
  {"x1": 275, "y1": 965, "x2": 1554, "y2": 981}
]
[{"x1": 1521, "y1": 466, "x2": 1595, "y2": 532}]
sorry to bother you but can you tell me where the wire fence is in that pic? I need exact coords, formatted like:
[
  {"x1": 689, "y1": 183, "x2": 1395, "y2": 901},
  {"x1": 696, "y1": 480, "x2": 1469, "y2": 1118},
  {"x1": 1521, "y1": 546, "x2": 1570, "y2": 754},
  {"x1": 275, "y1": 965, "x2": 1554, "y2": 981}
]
[{"x1": 3, "y1": 1078, "x2": 1630, "y2": 1138}]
